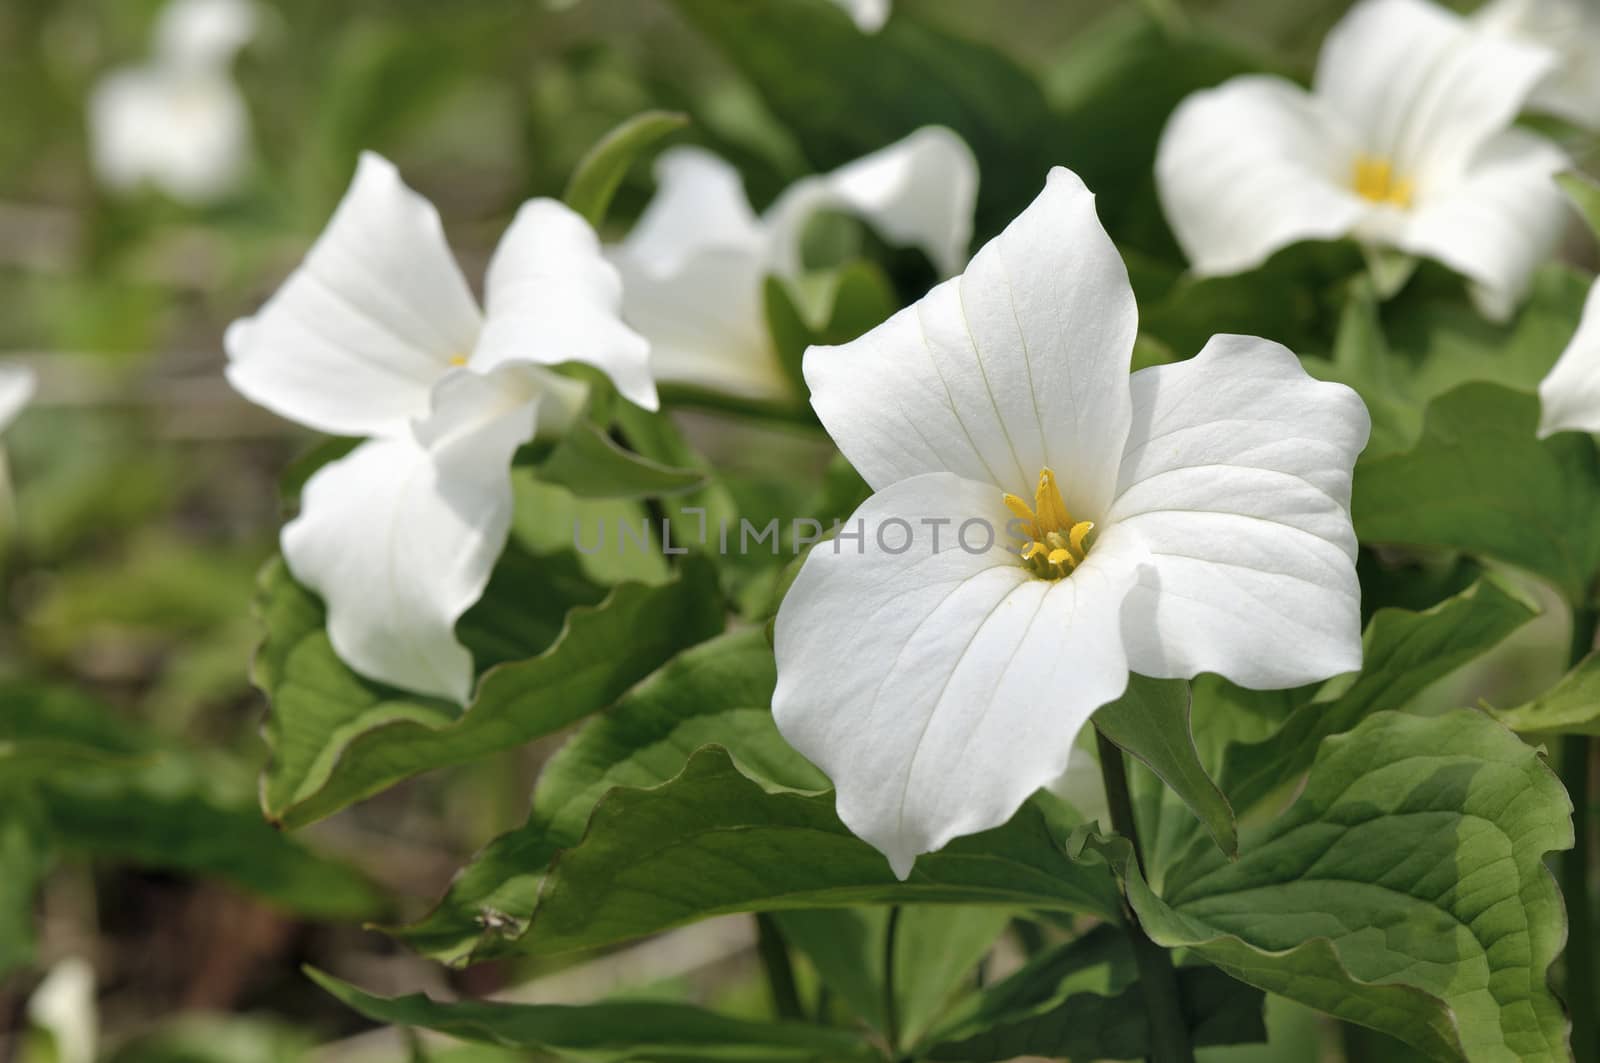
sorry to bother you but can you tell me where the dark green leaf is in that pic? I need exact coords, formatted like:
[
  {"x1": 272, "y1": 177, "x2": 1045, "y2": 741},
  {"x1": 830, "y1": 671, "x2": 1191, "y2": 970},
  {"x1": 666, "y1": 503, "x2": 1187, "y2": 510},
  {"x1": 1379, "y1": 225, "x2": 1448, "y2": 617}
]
[
  {"x1": 563, "y1": 111, "x2": 689, "y2": 229},
  {"x1": 306, "y1": 968, "x2": 879, "y2": 1063},
  {"x1": 535, "y1": 419, "x2": 705, "y2": 500}
]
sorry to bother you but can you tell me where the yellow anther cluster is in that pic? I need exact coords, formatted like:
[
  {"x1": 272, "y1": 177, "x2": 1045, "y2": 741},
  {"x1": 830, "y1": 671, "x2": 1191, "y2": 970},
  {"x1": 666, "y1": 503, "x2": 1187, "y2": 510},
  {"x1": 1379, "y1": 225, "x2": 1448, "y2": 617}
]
[
  {"x1": 448, "y1": 354, "x2": 469, "y2": 367},
  {"x1": 1003, "y1": 468, "x2": 1095, "y2": 581},
  {"x1": 1352, "y1": 155, "x2": 1413, "y2": 209}
]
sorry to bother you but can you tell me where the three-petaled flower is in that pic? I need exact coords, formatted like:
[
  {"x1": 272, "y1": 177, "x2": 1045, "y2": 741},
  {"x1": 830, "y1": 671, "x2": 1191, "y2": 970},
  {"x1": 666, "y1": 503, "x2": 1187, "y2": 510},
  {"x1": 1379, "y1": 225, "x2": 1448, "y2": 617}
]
[
  {"x1": 1157, "y1": 0, "x2": 1570, "y2": 322},
  {"x1": 611, "y1": 127, "x2": 976, "y2": 401},
  {"x1": 226, "y1": 152, "x2": 654, "y2": 702},
  {"x1": 773, "y1": 167, "x2": 1370, "y2": 877}
]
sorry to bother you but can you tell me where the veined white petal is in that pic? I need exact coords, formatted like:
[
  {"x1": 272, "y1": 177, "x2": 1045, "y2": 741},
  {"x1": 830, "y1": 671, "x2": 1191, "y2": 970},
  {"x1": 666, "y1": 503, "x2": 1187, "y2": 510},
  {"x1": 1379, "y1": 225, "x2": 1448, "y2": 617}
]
[
  {"x1": 1539, "y1": 278, "x2": 1600, "y2": 437},
  {"x1": 282, "y1": 365, "x2": 542, "y2": 703},
  {"x1": 765, "y1": 126, "x2": 978, "y2": 278},
  {"x1": 830, "y1": 0, "x2": 891, "y2": 32},
  {"x1": 154, "y1": 0, "x2": 257, "y2": 69},
  {"x1": 0, "y1": 364, "x2": 38, "y2": 435},
  {"x1": 1476, "y1": 0, "x2": 1600, "y2": 131},
  {"x1": 772, "y1": 472, "x2": 1144, "y2": 877},
  {"x1": 1314, "y1": 0, "x2": 1555, "y2": 190},
  {"x1": 88, "y1": 66, "x2": 250, "y2": 205},
  {"x1": 1393, "y1": 128, "x2": 1569, "y2": 323},
  {"x1": 474, "y1": 198, "x2": 656, "y2": 411},
  {"x1": 806, "y1": 167, "x2": 1138, "y2": 518},
  {"x1": 1156, "y1": 76, "x2": 1368, "y2": 277},
  {"x1": 617, "y1": 148, "x2": 767, "y2": 278},
  {"x1": 613, "y1": 245, "x2": 786, "y2": 400},
  {"x1": 1106, "y1": 334, "x2": 1369, "y2": 689},
  {"x1": 225, "y1": 152, "x2": 481, "y2": 437}
]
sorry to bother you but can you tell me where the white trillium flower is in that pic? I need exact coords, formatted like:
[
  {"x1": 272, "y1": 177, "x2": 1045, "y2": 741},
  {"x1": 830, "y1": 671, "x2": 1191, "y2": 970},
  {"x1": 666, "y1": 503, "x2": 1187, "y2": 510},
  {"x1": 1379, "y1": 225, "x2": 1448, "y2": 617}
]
[
  {"x1": 612, "y1": 127, "x2": 977, "y2": 401},
  {"x1": 1538, "y1": 278, "x2": 1600, "y2": 437},
  {"x1": 226, "y1": 152, "x2": 653, "y2": 702},
  {"x1": 831, "y1": 0, "x2": 891, "y2": 33},
  {"x1": 1156, "y1": 0, "x2": 1569, "y2": 322},
  {"x1": 773, "y1": 168, "x2": 1370, "y2": 877},
  {"x1": 1477, "y1": 0, "x2": 1600, "y2": 131},
  {"x1": 88, "y1": 0, "x2": 258, "y2": 205}
]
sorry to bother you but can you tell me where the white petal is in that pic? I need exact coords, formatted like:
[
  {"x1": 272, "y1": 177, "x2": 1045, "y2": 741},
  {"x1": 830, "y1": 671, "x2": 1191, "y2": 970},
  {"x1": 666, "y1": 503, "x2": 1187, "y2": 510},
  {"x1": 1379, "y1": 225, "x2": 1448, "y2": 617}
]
[
  {"x1": 0, "y1": 364, "x2": 38, "y2": 434},
  {"x1": 1156, "y1": 76, "x2": 1368, "y2": 277},
  {"x1": 282, "y1": 366, "x2": 543, "y2": 702},
  {"x1": 772, "y1": 472, "x2": 1145, "y2": 876},
  {"x1": 806, "y1": 166, "x2": 1138, "y2": 519},
  {"x1": 1475, "y1": 0, "x2": 1600, "y2": 130},
  {"x1": 88, "y1": 67, "x2": 250, "y2": 205},
  {"x1": 765, "y1": 126, "x2": 979, "y2": 278},
  {"x1": 472, "y1": 198, "x2": 655, "y2": 410},
  {"x1": 1393, "y1": 128, "x2": 1569, "y2": 323},
  {"x1": 616, "y1": 148, "x2": 766, "y2": 277},
  {"x1": 154, "y1": 0, "x2": 257, "y2": 68},
  {"x1": 26, "y1": 957, "x2": 96, "y2": 1063},
  {"x1": 1539, "y1": 278, "x2": 1600, "y2": 437},
  {"x1": 1106, "y1": 335, "x2": 1369, "y2": 689},
  {"x1": 830, "y1": 0, "x2": 891, "y2": 32},
  {"x1": 225, "y1": 152, "x2": 481, "y2": 437},
  {"x1": 613, "y1": 245, "x2": 785, "y2": 400},
  {"x1": 1314, "y1": 0, "x2": 1555, "y2": 189}
]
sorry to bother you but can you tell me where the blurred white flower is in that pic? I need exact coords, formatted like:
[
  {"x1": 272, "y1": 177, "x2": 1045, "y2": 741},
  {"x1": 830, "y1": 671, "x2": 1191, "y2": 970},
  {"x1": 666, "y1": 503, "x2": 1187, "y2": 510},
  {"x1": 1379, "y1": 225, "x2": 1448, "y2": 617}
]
[
  {"x1": 226, "y1": 152, "x2": 653, "y2": 702},
  {"x1": 773, "y1": 168, "x2": 1369, "y2": 877},
  {"x1": 1538, "y1": 277, "x2": 1600, "y2": 436},
  {"x1": 0, "y1": 364, "x2": 37, "y2": 435},
  {"x1": 1477, "y1": 0, "x2": 1600, "y2": 131},
  {"x1": 1157, "y1": 0, "x2": 1569, "y2": 321},
  {"x1": 26, "y1": 957, "x2": 96, "y2": 1063},
  {"x1": 611, "y1": 126, "x2": 977, "y2": 401},
  {"x1": 831, "y1": 0, "x2": 891, "y2": 33},
  {"x1": 88, "y1": 0, "x2": 258, "y2": 205}
]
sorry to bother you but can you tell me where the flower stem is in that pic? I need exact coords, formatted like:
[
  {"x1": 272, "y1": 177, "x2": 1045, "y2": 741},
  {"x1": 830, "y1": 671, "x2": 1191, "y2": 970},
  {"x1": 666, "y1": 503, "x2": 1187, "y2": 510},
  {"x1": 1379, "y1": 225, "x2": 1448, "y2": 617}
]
[
  {"x1": 1097, "y1": 728, "x2": 1196, "y2": 1063},
  {"x1": 754, "y1": 913, "x2": 805, "y2": 1022},
  {"x1": 1562, "y1": 605, "x2": 1598, "y2": 1063},
  {"x1": 883, "y1": 905, "x2": 903, "y2": 1057}
]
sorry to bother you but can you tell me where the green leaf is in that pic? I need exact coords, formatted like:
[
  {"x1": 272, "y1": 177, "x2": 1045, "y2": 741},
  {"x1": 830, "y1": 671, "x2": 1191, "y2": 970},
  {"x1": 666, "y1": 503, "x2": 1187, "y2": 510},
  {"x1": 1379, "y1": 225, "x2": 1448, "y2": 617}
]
[
  {"x1": 1352, "y1": 383, "x2": 1600, "y2": 603},
  {"x1": 765, "y1": 262, "x2": 900, "y2": 398},
  {"x1": 505, "y1": 748, "x2": 1122, "y2": 958},
  {"x1": 1218, "y1": 576, "x2": 1539, "y2": 817},
  {"x1": 1490, "y1": 651, "x2": 1600, "y2": 736},
  {"x1": 1558, "y1": 171, "x2": 1600, "y2": 242},
  {"x1": 306, "y1": 968, "x2": 879, "y2": 1063},
  {"x1": 0, "y1": 789, "x2": 49, "y2": 975},
  {"x1": 394, "y1": 628, "x2": 821, "y2": 964},
  {"x1": 772, "y1": 906, "x2": 1011, "y2": 1044},
  {"x1": 669, "y1": 0, "x2": 1056, "y2": 241},
  {"x1": 255, "y1": 553, "x2": 724, "y2": 828},
  {"x1": 1077, "y1": 708, "x2": 1572, "y2": 1062},
  {"x1": 535, "y1": 419, "x2": 705, "y2": 500},
  {"x1": 1093, "y1": 675, "x2": 1236, "y2": 859},
  {"x1": 919, "y1": 925, "x2": 1266, "y2": 1061},
  {"x1": 563, "y1": 111, "x2": 689, "y2": 229}
]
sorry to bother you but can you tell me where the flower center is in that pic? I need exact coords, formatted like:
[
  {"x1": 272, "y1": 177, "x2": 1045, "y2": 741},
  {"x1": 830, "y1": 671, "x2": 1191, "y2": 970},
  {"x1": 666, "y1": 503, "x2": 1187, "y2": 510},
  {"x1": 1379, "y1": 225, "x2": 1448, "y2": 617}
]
[
  {"x1": 1352, "y1": 155, "x2": 1413, "y2": 208},
  {"x1": 1003, "y1": 468, "x2": 1095, "y2": 581}
]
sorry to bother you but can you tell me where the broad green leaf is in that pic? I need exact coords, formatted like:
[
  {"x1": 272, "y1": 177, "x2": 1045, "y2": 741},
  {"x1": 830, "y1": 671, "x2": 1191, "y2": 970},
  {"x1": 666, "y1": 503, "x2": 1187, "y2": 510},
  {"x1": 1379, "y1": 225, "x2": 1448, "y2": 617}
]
[
  {"x1": 563, "y1": 111, "x2": 689, "y2": 228},
  {"x1": 255, "y1": 554, "x2": 724, "y2": 828},
  {"x1": 1218, "y1": 576, "x2": 1539, "y2": 817},
  {"x1": 0, "y1": 789, "x2": 49, "y2": 975},
  {"x1": 1352, "y1": 383, "x2": 1600, "y2": 603},
  {"x1": 772, "y1": 906, "x2": 1011, "y2": 1044},
  {"x1": 306, "y1": 968, "x2": 879, "y2": 1063},
  {"x1": 1490, "y1": 651, "x2": 1600, "y2": 736},
  {"x1": 535, "y1": 419, "x2": 705, "y2": 500},
  {"x1": 509, "y1": 475, "x2": 670, "y2": 588},
  {"x1": 669, "y1": 0, "x2": 1056, "y2": 241},
  {"x1": 1558, "y1": 172, "x2": 1600, "y2": 242},
  {"x1": 506, "y1": 748, "x2": 1122, "y2": 958},
  {"x1": 394, "y1": 628, "x2": 821, "y2": 964},
  {"x1": 1078, "y1": 708, "x2": 1572, "y2": 1062},
  {"x1": 920, "y1": 925, "x2": 1266, "y2": 1061},
  {"x1": 1093, "y1": 675, "x2": 1236, "y2": 859}
]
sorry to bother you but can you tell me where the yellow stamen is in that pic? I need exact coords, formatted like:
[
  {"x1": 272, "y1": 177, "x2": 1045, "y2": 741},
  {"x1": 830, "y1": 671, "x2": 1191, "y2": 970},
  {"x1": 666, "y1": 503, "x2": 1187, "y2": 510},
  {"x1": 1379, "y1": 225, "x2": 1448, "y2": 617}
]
[
  {"x1": 1010, "y1": 466, "x2": 1095, "y2": 581},
  {"x1": 1352, "y1": 155, "x2": 1414, "y2": 209},
  {"x1": 448, "y1": 354, "x2": 468, "y2": 367}
]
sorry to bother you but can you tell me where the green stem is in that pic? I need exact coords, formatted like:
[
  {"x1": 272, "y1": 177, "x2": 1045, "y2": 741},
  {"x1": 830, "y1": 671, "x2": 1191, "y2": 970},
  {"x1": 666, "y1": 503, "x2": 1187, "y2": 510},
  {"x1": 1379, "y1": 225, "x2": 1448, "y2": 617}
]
[
  {"x1": 754, "y1": 913, "x2": 805, "y2": 1022},
  {"x1": 883, "y1": 905, "x2": 903, "y2": 1057},
  {"x1": 1563, "y1": 606, "x2": 1598, "y2": 1063},
  {"x1": 1097, "y1": 728, "x2": 1196, "y2": 1063}
]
